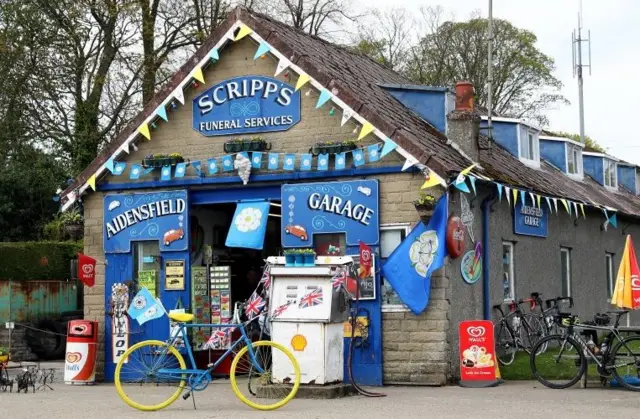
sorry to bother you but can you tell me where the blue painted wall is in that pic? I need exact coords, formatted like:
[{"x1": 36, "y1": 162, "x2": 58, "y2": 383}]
[
  {"x1": 540, "y1": 140, "x2": 567, "y2": 172},
  {"x1": 618, "y1": 165, "x2": 636, "y2": 193},
  {"x1": 382, "y1": 87, "x2": 447, "y2": 133},
  {"x1": 480, "y1": 121, "x2": 519, "y2": 157},
  {"x1": 584, "y1": 155, "x2": 604, "y2": 185}
]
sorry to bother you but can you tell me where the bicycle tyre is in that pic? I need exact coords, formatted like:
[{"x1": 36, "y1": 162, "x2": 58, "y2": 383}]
[
  {"x1": 494, "y1": 321, "x2": 516, "y2": 366},
  {"x1": 530, "y1": 335, "x2": 585, "y2": 389},
  {"x1": 521, "y1": 314, "x2": 546, "y2": 354},
  {"x1": 230, "y1": 340, "x2": 300, "y2": 411},
  {"x1": 114, "y1": 340, "x2": 187, "y2": 411},
  {"x1": 610, "y1": 335, "x2": 640, "y2": 391}
]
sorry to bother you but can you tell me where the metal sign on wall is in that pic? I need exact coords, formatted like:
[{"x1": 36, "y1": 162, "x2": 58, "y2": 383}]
[
  {"x1": 513, "y1": 200, "x2": 548, "y2": 238},
  {"x1": 281, "y1": 180, "x2": 379, "y2": 247},
  {"x1": 192, "y1": 75, "x2": 301, "y2": 136},
  {"x1": 103, "y1": 190, "x2": 189, "y2": 253}
]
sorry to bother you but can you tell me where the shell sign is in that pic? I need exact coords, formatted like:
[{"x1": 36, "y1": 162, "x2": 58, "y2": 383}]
[{"x1": 291, "y1": 334, "x2": 307, "y2": 352}]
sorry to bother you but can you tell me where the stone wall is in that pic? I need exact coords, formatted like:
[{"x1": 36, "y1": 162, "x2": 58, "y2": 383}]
[{"x1": 0, "y1": 328, "x2": 37, "y2": 362}]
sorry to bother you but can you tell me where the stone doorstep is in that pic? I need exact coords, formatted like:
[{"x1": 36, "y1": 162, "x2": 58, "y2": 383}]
[{"x1": 257, "y1": 383, "x2": 357, "y2": 399}]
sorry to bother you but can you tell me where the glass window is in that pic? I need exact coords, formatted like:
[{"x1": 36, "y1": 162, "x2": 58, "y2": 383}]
[
  {"x1": 380, "y1": 224, "x2": 410, "y2": 309},
  {"x1": 519, "y1": 129, "x2": 537, "y2": 161},
  {"x1": 313, "y1": 233, "x2": 345, "y2": 256},
  {"x1": 567, "y1": 146, "x2": 581, "y2": 175},
  {"x1": 606, "y1": 253, "x2": 615, "y2": 297},
  {"x1": 604, "y1": 159, "x2": 617, "y2": 188},
  {"x1": 133, "y1": 241, "x2": 160, "y2": 296},
  {"x1": 502, "y1": 242, "x2": 515, "y2": 301},
  {"x1": 561, "y1": 247, "x2": 571, "y2": 297}
]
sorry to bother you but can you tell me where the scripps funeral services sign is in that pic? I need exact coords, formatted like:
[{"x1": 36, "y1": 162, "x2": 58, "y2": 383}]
[{"x1": 193, "y1": 75, "x2": 301, "y2": 136}]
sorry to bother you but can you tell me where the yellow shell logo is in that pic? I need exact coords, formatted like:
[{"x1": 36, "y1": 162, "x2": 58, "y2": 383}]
[{"x1": 291, "y1": 334, "x2": 307, "y2": 352}]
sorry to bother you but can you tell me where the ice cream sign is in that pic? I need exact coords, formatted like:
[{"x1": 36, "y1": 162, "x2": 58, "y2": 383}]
[
  {"x1": 193, "y1": 75, "x2": 301, "y2": 136},
  {"x1": 281, "y1": 180, "x2": 379, "y2": 247},
  {"x1": 103, "y1": 190, "x2": 189, "y2": 253}
]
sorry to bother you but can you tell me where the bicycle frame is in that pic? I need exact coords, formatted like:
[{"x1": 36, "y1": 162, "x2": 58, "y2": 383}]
[
  {"x1": 561, "y1": 322, "x2": 631, "y2": 369},
  {"x1": 153, "y1": 322, "x2": 266, "y2": 388}
]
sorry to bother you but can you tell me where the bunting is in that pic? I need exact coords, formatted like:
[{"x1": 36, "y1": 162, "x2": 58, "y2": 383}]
[
  {"x1": 519, "y1": 190, "x2": 526, "y2": 205},
  {"x1": 468, "y1": 175, "x2": 477, "y2": 195},
  {"x1": 505, "y1": 186, "x2": 511, "y2": 205},
  {"x1": 536, "y1": 194, "x2": 541, "y2": 209},
  {"x1": 209, "y1": 48, "x2": 219, "y2": 61},
  {"x1": 380, "y1": 137, "x2": 398, "y2": 158},
  {"x1": 156, "y1": 105, "x2": 168, "y2": 122},
  {"x1": 341, "y1": 108, "x2": 354, "y2": 126},
  {"x1": 234, "y1": 24, "x2": 253, "y2": 41},
  {"x1": 253, "y1": 41, "x2": 271, "y2": 59},
  {"x1": 138, "y1": 124, "x2": 151, "y2": 140},
  {"x1": 357, "y1": 122, "x2": 375, "y2": 141},
  {"x1": 529, "y1": 192, "x2": 535, "y2": 207},
  {"x1": 512, "y1": 188, "x2": 518, "y2": 205},
  {"x1": 174, "y1": 88, "x2": 185, "y2": 105},
  {"x1": 295, "y1": 73, "x2": 310, "y2": 91},
  {"x1": 561, "y1": 199, "x2": 570, "y2": 215},
  {"x1": 105, "y1": 158, "x2": 115, "y2": 174},
  {"x1": 87, "y1": 174, "x2": 96, "y2": 191},
  {"x1": 192, "y1": 67, "x2": 205, "y2": 84},
  {"x1": 545, "y1": 196, "x2": 553, "y2": 213},
  {"x1": 553, "y1": 198, "x2": 558, "y2": 214},
  {"x1": 496, "y1": 183, "x2": 503, "y2": 201},
  {"x1": 580, "y1": 203, "x2": 586, "y2": 218},
  {"x1": 316, "y1": 89, "x2": 332, "y2": 108},
  {"x1": 274, "y1": 59, "x2": 289, "y2": 76}
]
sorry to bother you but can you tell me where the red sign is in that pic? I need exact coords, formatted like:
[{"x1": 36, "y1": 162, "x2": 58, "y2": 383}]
[
  {"x1": 77, "y1": 253, "x2": 96, "y2": 287},
  {"x1": 446, "y1": 215, "x2": 465, "y2": 259},
  {"x1": 458, "y1": 320, "x2": 497, "y2": 382},
  {"x1": 358, "y1": 241, "x2": 372, "y2": 279}
]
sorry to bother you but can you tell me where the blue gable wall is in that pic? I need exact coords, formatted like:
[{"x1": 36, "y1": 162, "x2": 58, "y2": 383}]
[
  {"x1": 381, "y1": 86, "x2": 448, "y2": 133},
  {"x1": 480, "y1": 120, "x2": 519, "y2": 157},
  {"x1": 540, "y1": 140, "x2": 567, "y2": 172},
  {"x1": 618, "y1": 165, "x2": 636, "y2": 192},
  {"x1": 584, "y1": 155, "x2": 604, "y2": 185}
]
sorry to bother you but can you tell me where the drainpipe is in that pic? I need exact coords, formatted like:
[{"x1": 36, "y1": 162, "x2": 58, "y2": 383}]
[{"x1": 481, "y1": 192, "x2": 497, "y2": 320}]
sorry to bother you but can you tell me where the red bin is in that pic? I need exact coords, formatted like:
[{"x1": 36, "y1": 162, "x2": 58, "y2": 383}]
[{"x1": 64, "y1": 320, "x2": 98, "y2": 385}]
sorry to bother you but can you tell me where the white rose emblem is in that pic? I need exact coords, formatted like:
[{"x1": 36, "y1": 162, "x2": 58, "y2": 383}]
[
  {"x1": 409, "y1": 230, "x2": 438, "y2": 277},
  {"x1": 235, "y1": 207, "x2": 263, "y2": 232},
  {"x1": 144, "y1": 306, "x2": 157, "y2": 318},
  {"x1": 133, "y1": 295, "x2": 146, "y2": 310},
  {"x1": 355, "y1": 153, "x2": 362, "y2": 161},
  {"x1": 337, "y1": 157, "x2": 344, "y2": 165}
]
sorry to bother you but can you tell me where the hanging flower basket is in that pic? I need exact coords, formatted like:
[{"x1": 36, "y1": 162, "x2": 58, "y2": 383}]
[
  {"x1": 143, "y1": 153, "x2": 184, "y2": 168},
  {"x1": 224, "y1": 137, "x2": 271, "y2": 153},
  {"x1": 413, "y1": 193, "x2": 437, "y2": 221},
  {"x1": 339, "y1": 140, "x2": 357, "y2": 153}
]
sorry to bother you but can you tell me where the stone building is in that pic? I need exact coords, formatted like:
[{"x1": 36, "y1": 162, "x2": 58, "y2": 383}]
[{"x1": 59, "y1": 7, "x2": 640, "y2": 385}]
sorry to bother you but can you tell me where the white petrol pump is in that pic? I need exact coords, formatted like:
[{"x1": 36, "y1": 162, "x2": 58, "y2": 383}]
[{"x1": 267, "y1": 256, "x2": 351, "y2": 385}]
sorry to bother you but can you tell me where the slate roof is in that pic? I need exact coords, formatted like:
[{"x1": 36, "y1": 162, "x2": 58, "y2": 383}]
[{"x1": 61, "y1": 7, "x2": 640, "y2": 220}]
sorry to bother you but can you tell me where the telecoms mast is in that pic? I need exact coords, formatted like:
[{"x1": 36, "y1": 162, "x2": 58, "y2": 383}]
[{"x1": 572, "y1": 1, "x2": 592, "y2": 145}]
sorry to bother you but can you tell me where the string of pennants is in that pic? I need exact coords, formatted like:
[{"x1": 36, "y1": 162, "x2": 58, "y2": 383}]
[
  {"x1": 97, "y1": 142, "x2": 387, "y2": 184},
  {"x1": 69, "y1": 20, "x2": 447, "y2": 206},
  {"x1": 428, "y1": 163, "x2": 619, "y2": 228}
]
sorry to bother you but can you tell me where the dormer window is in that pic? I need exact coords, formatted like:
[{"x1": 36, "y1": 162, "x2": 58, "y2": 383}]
[
  {"x1": 567, "y1": 145, "x2": 583, "y2": 176},
  {"x1": 604, "y1": 159, "x2": 617, "y2": 189},
  {"x1": 519, "y1": 125, "x2": 539, "y2": 167}
]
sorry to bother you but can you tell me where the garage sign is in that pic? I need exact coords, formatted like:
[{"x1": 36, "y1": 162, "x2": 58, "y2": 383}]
[{"x1": 103, "y1": 190, "x2": 189, "y2": 253}]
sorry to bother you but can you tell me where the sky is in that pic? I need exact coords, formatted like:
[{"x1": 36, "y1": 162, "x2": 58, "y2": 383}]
[{"x1": 358, "y1": 0, "x2": 640, "y2": 164}]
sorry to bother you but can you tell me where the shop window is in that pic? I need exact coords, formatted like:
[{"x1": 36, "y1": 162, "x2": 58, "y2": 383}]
[
  {"x1": 133, "y1": 241, "x2": 160, "y2": 296},
  {"x1": 561, "y1": 247, "x2": 572, "y2": 297},
  {"x1": 606, "y1": 253, "x2": 615, "y2": 297},
  {"x1": 380, "y1": 224, "x2": 410, "y2": 311},
  {"x1": 502, "y1": 242, "x2": 515, "y2": 301},
  {"x1": 313, "y1": 233, "x2": 345, "y2": 256}
]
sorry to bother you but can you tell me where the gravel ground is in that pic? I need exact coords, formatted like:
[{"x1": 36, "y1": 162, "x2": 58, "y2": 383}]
[{"x1": 2, "y1": 379, "x2": 640, "y2": 419}]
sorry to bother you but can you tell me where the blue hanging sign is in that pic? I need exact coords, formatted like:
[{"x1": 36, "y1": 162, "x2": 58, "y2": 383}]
[
  {"x1": 103, "y1": 190, "x2": 189, "y2": 253},
  {"x1": 513, "y1": 200, "x2": 548, "y2": 238},
  {"x1": 193, "y1": 75, "x2": 301, "y2": 136},
  {"x1": 281, "y1": 180, "x2": 379, "y2": 247}
]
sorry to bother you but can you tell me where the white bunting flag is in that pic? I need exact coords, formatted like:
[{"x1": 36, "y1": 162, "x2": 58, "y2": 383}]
[
  {"x1": 174, "y1": 87, "x2": 185, "y2": 104},
  {"x1": 275, "y1": 59, "x2": 289, "y2": 77},
  {"x1": 341, "y1": 108, "x2": 354, "y2": 126}
]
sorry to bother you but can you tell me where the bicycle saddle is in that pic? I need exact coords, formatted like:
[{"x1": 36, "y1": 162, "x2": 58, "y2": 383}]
[{"x1": 169, "y1": 312, "x2": 194, "y2": 322}]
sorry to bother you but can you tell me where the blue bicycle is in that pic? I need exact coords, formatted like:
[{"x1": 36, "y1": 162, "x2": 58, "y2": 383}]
[{"x1": 114, "y1": 310, "x2": 300, "y2": 411}]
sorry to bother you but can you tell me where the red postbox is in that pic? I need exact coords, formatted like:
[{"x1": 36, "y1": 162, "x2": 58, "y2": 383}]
[{"x1": 64, "y1": 320, "x2": 98, "y2": 385}]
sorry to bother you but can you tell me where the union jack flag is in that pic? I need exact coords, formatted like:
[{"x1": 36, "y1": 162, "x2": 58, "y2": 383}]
[
  {"x1": 260, "y1": 267, "x2": 271, "y2": 291},
  {"x1": 331, "y1": 268, "x2": 347, "y2": 289},
  {"x1": 272, "y1": 301, "x2": 292, "y2": 318},
  {"x1": 245, "y1": 292, "x2": 266, "y2": 318},
  {"x1": 205, "y1": 329, "x2": 227, "y2": 347},
  {"x1": 299, "y1": 287, "x2": 323, "y2": 308}
]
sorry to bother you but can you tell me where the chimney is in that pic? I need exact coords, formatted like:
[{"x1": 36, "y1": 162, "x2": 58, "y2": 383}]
[{"x1": 446, "y1": 81, "x2": 481, "y2": 162}]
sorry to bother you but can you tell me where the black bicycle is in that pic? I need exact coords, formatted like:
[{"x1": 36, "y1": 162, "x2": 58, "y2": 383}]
[
  {"x1": 493, "y1": 298, "x2": 545, "y2": 365},
  {"x1": 530, "y1": 309, "x2": 640, "y2": 390}
]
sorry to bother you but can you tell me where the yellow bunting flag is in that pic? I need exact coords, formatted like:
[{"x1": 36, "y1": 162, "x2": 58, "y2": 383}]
[
  {"x1": 512, "y1": 189, "x2": 518, "y2": 205},
  {"x1": 138, "y1": 124, "x2": 151, "y2": 140},
  {"x1": 421, "y1": 173, "x2": 442, "y2": 189},
  {"x1": 460, "y1": 163, "x2": 478, "y2": 176},
  {"x1": 234, "y1": 24, "x2": 253, "y2": 41},
  {"x1": 580, "y1": 203, "x2": 586, "y2": 218},
  {"x1": 192, "y1": 67, "x2": 205, "y2": 84},
  {"x1": 561, "y1": 199, "x2": 570, "y2": 214},
  {"x1": 536, "y1": 194, "x2": 542, "y2": 209},
  {"x1": 295, "y1": 73, "x2": 310, "y2": 91},
  {"x1": 87, "y1": 174, "x2": 96, "y2": 191},
  {"x1": 357, "y1": 122, "x2": 375, "y2": 141}
]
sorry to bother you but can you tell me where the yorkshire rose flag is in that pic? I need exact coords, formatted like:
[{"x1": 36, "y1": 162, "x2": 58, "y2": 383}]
[{"x1": 611, "y1": 235, "x2": 640, "y2": 309}]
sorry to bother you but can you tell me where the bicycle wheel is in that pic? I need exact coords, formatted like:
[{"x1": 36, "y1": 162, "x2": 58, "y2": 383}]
[
  {"x1": 494, "y1": 321, "x2": 516, "y2": 366},
  {"x1": 530, "y1": 335, "x2": 585, "y2": 389},
  {"x1": 114, "y1": 340, "x2": 187, "y2": 411},
  {"x1": 230, "y1": 340, "x2": 300, "y2": 411},
  {"x1": 521, "y1": 314, "x2": 546, "y2": 354},
  {"x1": 610, "y1": 335, "x2": 640, "y2": 391}
]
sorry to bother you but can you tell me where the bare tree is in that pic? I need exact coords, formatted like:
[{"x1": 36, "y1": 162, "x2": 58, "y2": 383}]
[
  {"x1": 271, "y1": 0, "x2": 363, "y2": 37},
  {"x1": 354, "y1": 8, "x2": 413, "y2": 71}
]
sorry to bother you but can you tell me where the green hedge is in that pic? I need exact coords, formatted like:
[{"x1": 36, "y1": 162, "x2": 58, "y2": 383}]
[{"x1": 0, "y1": 241, "x2": 83, "y2": 281}]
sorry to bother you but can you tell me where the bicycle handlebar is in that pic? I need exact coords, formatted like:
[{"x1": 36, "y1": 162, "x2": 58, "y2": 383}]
[{"x1": 545, "y1": 296, "x2": 573, "y2": 309}]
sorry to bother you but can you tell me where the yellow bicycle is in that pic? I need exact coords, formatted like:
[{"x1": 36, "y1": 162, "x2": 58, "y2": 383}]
[{"x1": 114, "y1": 311, "x2": 300, "y2": 411}]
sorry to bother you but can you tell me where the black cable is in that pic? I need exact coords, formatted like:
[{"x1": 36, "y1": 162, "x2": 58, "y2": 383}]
[{"x1": 347, "y1": 263, "x2": 385, "y2": 397}]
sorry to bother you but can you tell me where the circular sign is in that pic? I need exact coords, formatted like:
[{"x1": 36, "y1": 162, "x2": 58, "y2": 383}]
[
  {"x1": 446, "y1": 215, "x2": 466, "y2": 259},
  {"x1": 461, "y1": 248, "x2": 482, "y2": 284}
]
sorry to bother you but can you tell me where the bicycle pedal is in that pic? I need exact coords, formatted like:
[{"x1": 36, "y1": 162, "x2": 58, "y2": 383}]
[{"x1": 182, "y1": 392, "x2": 191, "y2": 400}]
